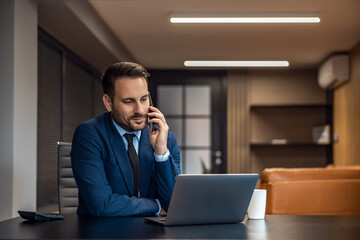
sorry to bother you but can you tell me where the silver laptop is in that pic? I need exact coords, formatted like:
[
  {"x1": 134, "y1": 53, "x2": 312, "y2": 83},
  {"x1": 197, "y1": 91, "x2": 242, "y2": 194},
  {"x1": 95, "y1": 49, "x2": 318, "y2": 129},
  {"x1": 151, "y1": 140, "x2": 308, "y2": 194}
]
[{"x1": 145, "y1": 174, "x2": 258, "y2": 226}]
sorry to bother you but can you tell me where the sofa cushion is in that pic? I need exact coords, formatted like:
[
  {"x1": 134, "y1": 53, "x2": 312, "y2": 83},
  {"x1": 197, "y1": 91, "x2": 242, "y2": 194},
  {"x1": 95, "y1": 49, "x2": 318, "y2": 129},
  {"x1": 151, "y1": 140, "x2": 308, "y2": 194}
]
[
  {"x1": 260, "y1": 165, "x2": 360, "y2": 215},
  {"x1": 261, "y1": 167, "x2": 360, "y2": 183},
  {"x1": 266, "y1": 179, "x2": 360, "y2": 215}
]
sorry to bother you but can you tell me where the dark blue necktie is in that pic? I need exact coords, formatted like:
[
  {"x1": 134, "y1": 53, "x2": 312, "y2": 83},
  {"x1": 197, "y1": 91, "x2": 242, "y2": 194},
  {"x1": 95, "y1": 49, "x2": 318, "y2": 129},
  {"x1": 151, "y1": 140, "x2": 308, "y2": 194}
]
[{"x1": 124, "y1": 134, "x2": 139, "y2": 197}]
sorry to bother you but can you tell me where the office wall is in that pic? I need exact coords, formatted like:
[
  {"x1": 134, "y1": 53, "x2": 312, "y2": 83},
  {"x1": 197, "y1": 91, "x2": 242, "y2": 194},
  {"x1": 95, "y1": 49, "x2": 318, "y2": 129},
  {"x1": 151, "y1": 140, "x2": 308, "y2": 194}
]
[
  {"x1": 227, "y1": 71, "x2": 249, "y2": 173},
  {"x1": 333, "y1": 41, "x2": 360, "y2": 165},
  {"x1": 12, "y1": 0, "x2": 38, "y2": 218},
  {"x1": 0, "y1": 0, "x2": 37, "y2": 221},
  {"x1": 0, "y1": 0, "x2": 15, "y2": 222}
]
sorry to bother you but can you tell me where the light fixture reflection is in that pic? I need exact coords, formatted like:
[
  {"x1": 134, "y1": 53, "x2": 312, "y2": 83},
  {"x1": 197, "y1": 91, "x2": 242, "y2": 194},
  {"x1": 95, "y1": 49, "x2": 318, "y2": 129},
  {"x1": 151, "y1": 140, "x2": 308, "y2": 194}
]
[
  {"x1": 184, "y1": 61, "x2": 290, "y2": 67},
  {"x1": 171, "y1": 17, "x2": 320, "y2": 23}
]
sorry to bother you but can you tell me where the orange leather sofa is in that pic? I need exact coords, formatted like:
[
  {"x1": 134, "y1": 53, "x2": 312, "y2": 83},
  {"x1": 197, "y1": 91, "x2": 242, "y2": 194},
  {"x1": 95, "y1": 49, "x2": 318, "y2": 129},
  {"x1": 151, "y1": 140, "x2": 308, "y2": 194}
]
[{"x1": 260, "y1": 165, "x2": 360, "y2": 215}]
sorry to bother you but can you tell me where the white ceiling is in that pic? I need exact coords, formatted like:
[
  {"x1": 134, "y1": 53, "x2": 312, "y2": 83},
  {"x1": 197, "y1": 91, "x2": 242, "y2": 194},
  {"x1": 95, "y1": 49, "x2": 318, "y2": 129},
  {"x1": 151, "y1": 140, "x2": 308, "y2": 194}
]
[{"x1": 88, "y1": 0, "x2": 360, "y2": 70}]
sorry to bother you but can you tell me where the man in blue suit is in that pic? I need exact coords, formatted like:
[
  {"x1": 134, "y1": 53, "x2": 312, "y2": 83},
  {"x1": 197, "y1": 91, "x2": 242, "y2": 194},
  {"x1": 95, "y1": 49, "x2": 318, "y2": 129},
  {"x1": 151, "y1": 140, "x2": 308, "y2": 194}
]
[{"x1": 71, "y1": 62, "x2": 181, "y2": 217}]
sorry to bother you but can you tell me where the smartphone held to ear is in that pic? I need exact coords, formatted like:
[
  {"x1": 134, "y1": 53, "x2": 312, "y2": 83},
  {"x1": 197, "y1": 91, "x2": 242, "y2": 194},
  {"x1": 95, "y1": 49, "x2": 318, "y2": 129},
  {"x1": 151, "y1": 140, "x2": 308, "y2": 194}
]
[{"x1": 148, "y1": 92, "x2": 156, "y2": 132}]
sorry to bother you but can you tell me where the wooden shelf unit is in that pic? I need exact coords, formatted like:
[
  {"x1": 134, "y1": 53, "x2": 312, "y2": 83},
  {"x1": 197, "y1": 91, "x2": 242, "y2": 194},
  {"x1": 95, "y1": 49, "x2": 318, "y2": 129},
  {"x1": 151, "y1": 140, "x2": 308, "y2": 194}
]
[{"x1": 247, "y1": 70, "x2": 332, "y2": 174}]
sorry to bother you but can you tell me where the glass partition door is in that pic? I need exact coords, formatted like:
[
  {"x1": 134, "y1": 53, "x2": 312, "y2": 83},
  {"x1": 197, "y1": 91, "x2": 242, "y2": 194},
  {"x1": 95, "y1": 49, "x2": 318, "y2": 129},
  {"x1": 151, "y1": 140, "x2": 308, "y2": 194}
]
[
  {"x1": 149, "y1": 70, "x2": 226, "y2": 174},
  {"x1": 158, "y1": 85, "x2": 211, "y2": 173}
]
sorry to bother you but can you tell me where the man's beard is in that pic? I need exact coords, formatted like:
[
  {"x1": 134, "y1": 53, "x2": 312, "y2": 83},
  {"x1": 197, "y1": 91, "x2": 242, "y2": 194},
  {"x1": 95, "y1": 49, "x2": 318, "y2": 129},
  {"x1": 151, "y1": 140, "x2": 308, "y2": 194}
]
[
  {"x1": 112, "y1": 112, "x2": 148, "y2": 132},
  {"x1": 128, "y1": 113, "x2": 148, "y2": 131}
]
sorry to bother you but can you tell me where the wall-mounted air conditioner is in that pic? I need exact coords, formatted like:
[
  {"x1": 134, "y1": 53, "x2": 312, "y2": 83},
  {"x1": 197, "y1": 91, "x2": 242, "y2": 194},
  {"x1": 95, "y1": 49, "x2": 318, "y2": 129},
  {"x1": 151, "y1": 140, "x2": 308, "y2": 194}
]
[{"x1": 318, "y1": 54, "x2": 349, "y2": 90}]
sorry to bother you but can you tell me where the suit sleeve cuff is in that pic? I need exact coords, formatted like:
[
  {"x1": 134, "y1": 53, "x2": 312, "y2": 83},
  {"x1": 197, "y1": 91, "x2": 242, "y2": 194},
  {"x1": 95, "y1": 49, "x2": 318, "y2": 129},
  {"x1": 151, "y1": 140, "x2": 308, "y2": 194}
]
[
  {"x1": 155, "y1": 199, "x2": 162, "y2": 215},
  {"x1": 154, "y1": 150, "x2": 170, "y2": 162}
]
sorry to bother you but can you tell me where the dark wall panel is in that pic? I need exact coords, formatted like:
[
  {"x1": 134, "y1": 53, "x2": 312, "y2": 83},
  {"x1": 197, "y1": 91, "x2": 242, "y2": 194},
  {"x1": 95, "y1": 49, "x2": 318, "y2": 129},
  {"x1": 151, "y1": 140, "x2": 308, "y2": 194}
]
[
  {"x1": 37, "y1": 29, "x2": 102, "y2": 212},
  {"x1": 93, "y1": 78, "x2": 106, "y2": 116},
  {"x1": 63, "y1": 59, "x2": 93, "y2": 142},
  {"x1": 37, "y1": 41, "x2": 62, "y2": 207}
]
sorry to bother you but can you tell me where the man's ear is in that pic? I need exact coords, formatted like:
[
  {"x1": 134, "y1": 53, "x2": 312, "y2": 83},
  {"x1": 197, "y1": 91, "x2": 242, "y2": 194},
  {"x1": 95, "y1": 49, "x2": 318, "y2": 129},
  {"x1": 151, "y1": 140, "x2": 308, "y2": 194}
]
[{"x1": 103, "y1": 94, "x2": 113, "y2": 112}]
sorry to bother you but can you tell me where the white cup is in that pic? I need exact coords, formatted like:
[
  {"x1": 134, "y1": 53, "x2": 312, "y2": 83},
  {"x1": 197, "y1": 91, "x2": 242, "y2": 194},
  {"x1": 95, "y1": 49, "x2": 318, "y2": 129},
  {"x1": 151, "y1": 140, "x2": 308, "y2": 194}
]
[{"x1": 247, "y1": 189, "x2": 267, "y2": 219}]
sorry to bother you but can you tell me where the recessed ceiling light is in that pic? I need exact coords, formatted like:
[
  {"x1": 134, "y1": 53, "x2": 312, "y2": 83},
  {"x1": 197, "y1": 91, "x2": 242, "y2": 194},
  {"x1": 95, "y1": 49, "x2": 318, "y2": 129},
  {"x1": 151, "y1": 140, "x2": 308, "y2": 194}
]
[
  {"x1": 184, "y1": 61, "x2": 290, "y2": 67},
  {"x1": 171, "y1": 17, "x2": 320, "y2": 23},
  {"x1": 170, "y1": 12, "x2": 320, "y2": 23}
]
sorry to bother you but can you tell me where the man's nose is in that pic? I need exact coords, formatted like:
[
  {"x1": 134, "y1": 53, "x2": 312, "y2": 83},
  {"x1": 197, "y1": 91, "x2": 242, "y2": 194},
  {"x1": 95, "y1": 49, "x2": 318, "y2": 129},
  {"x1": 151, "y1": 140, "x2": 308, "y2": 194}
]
[{"x1": 134, "y1": 101, "x2": 145, "y2": 114}]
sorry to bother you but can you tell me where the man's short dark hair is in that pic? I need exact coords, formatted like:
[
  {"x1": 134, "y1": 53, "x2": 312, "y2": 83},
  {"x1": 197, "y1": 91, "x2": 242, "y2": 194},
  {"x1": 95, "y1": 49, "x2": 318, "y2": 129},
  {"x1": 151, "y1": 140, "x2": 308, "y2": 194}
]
[{"x1": 101, "y1": 62, "x2": 150, "y2": 101}]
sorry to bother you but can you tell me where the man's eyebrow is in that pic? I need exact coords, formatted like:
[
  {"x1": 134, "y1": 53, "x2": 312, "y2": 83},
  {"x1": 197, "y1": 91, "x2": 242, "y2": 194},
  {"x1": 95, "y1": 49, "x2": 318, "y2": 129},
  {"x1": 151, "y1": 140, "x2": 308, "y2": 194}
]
[
  {"x1": 121, "y1": 97, "x2": 135, "y2": 102},
  {"x1": 121, "y1": 95, "x2": 148, "y2": 101}
]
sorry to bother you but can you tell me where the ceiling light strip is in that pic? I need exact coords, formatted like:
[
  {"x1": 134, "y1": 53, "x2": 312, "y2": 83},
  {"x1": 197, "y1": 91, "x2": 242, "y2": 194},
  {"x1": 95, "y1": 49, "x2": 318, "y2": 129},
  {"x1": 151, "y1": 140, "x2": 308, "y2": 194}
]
[
  {"x1": 171, "y1": 17, "x2": 320, "y2": 23},
  {"x1": 184, "y1": 61, "x2": 290, "y2": 67}
]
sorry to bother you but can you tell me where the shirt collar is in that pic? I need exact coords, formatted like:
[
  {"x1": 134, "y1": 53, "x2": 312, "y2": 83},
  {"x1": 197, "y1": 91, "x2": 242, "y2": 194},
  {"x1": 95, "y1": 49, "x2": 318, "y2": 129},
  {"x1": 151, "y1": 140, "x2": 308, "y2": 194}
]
[{"x1": 112, "y1": 118, "x2": 142, "y2": 140}]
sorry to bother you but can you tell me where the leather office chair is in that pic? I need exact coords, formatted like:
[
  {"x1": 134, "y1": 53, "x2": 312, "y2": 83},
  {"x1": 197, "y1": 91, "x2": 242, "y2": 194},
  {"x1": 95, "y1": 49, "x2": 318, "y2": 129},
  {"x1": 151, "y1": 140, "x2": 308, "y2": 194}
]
[{"x1": 57, "y1": 142, "x2": 78, "y2": 214}]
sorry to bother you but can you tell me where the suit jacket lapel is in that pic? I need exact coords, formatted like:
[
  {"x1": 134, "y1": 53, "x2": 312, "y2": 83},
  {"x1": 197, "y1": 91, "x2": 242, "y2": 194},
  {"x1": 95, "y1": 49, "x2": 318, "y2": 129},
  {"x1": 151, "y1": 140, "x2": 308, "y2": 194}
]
[
  {"x1": 139, "y1": 129, "x2": 154, "y2": 196},
  {"x1": 105, "y1": 113, "x2": 134, "y2": 196}
]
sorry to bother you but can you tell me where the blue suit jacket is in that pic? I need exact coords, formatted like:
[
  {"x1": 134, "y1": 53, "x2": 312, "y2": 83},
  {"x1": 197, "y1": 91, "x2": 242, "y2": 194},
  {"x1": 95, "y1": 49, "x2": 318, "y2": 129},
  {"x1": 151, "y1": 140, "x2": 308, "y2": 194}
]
[{"x1": 71, "y1": 112, "x2": 181, "y2": 216}]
